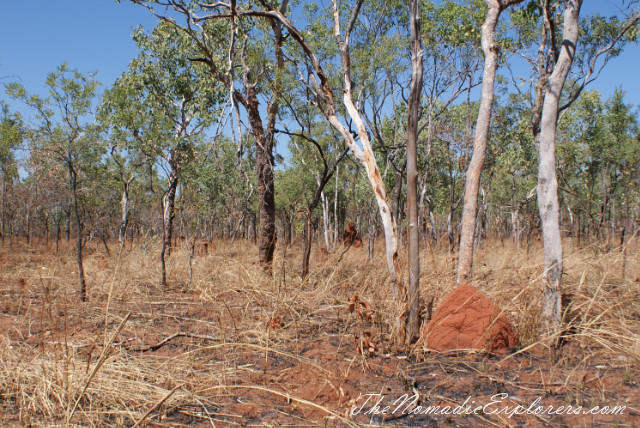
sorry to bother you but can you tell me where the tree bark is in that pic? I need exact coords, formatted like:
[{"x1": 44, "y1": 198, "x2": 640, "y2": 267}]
[
  {"x1": 65, "y1": 204, "x2": 71, "y2": 243},
  {"x1": 163, "y1": 167, "x2": 179, "y2": 258},
  {"x1": 160, "y1": 210, "x2": 168, "y2": 288},
  {"x1": 238, "y1": 10, "x2": 286, "y2": 272},
  {"x1": 392, "y1": 166, "x2": 405, "y2": 244},
  {"x1": 245, "y1": 85, "x2": 277, "y2": 271},
  {"x1": 1, "y1": 178, "x2": 5, "y2": 244},
  {"x1": 534, "y1": 0, "x2": 582, "y2": 340},
  {"x1": 242, "y1": 0, "x2": 402, "y2": 339},
  {"x1": 405, "y1": 0, "x2": 423, "y2": 344},
  {"x1": 321, "y1": 191, "x2": 331, "y2": 251},
  {"x1": 69, "y1": 163, "x2": 87, "y2": 302},
  {"x1": 301, "y1": 211, "x2": 313, "y2": 279},
  {"x1": 119, "y1": 178, "x2": 132, "y2": 246},
  {"x1": 160, "y1": 167, "x2": 179, "y2": 287},
  {"x1": 333, "y1": 164, "x2": 339, "y2": 251}
]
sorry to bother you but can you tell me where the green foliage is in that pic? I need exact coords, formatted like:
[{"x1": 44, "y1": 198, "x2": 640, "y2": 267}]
[
  {"x1": 423, "y1": 0, "x2": 485, "y2": 48},
  {"x1": 0, "y1": 101, "x2": 22, "y2": 181},
  {"x1": 100, "y1": 21, "x2": 225, "y2": 171},
  {"x1": 7, "y1": 63, "x2": 104, "y2": 175},
  {"x1": 2, "y1": 0, "x2": 639, "y2": 248},
  {"x1": 558, "y1": 89, "x2": 640, "y2": 225}
]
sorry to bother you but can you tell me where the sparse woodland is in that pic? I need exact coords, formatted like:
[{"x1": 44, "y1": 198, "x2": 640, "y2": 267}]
[{"x1": 2, "y1": 0, "x2": 640, "y2": 426}]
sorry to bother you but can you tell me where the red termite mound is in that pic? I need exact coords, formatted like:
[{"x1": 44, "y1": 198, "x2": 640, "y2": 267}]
[
  {"x1": 343, "y1": 221, "x2": 362, "y2": 247},
  {"x1": 421, "y1": 284, "x2": 518, "y2": 353}
]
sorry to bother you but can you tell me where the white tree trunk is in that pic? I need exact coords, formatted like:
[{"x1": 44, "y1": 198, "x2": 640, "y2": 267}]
[
  {"x1": 536, "y1": 0, "x2": 582, "y2": 338},
  {"x1": 321, "y1": 191, "x2": 331, "y2": 251},
  {"x1": 333, "y1": 164, "x2": 339, "y2": 251},
  {"x1": 457, "y1": 0, "x2": 524, "y2": 283}
]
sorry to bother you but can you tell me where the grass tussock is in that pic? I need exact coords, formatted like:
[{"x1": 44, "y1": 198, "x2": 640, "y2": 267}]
[{"x1": 0, "y1": 235, "x2": 639, "y2": 426}]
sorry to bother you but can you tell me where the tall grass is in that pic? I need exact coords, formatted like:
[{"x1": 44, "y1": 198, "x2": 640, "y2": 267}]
[{"x1": 0, "y1": 235, "x2": 638, "y2": 425}]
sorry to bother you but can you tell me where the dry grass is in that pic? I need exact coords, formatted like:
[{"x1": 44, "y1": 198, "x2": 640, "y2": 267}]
[{"x1": 0, "y1": 235, "x2": 639, "y2": 426}]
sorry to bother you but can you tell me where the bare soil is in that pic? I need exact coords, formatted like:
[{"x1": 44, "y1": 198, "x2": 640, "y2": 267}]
[{"x1": 1, "y1": 238, "x2": 639, "y2": 427}]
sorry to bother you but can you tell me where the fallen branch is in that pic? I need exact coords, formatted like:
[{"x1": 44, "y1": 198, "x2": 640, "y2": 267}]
[{"x1": 130, "y1": 332, "x2": 219, "y2": 352}]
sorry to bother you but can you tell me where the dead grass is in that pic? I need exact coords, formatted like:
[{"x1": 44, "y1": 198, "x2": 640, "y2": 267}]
[{"x1": 0, "y1": 235, "x2": 639, "y2": 426}]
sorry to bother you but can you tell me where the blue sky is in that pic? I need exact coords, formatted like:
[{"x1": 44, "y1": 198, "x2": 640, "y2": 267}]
[
  {"x1": 0, "y1": 1, "x2": 155, "y2": 95},
  {"x1": 1, "y1": 1, "x2": 639, "y2": 112}
]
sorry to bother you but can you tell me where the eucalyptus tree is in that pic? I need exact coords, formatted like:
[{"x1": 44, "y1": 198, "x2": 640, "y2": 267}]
[
  {"x1": 129, "y1": 0, "x2": 289, "y2": 272},
  {"x1": 405, "y1": 0, "x2": 423, "y2": 343},
  {"x1": 221, "y1": 0, "x2": 412, "y2": 341},
  {"x1": 181, "y1": 136, "x2": 255, "y2": 241},
  {"x1": 602, "y1": 89, "x2": 639, "y2": 241},
  {"x1": 520, "y1": 0, "x2": 640, "y2": 341},
  {"x1": 417, "y1": 1, "x2": 485, "y2": 243},
  {"x1": 557, "y1": 89, "x2": 639, "y2": 242},
  {"x1": 7, "y1": 64, "x2": 103, "y2": 302},
  {"x1": 101, "y1": 22, "x2": 224, "y2": 286},
  {"x1": 284, "y1": 122, "x2": 348, "y2": 279},
  {"x1": 107, "y1": 143, "x2": 148, "y2": 246},
  {"x1": 517, "y1": 0, "x2": 583, "y2": 341},
  {"x1": 351, "y1": 0, "x2": 407, "y2": 238},
  {"x1": 275, "y1": 167, "x2": 305, "y2": 246},
  {"x1": 0, "y1": 101, "x2": 22, "y2": 244},
  {"x1": 99, "y1": 98, "x2": 149, "y2": 247},
  {"x1": 457, "y1": 0, "x2": 524, "y2": 284},
  {"x1": 489, "y1": 94, "x2": 537, "y2": 248}
]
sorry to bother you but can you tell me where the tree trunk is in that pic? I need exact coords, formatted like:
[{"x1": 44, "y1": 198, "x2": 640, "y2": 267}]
[
  {"x1": 333, "y1": 164, "x2": 339, "y2": 251},
  {"x1": 1, "y1": 179, "x2": 5, "y2": 244},
  {"x1": 393, "y1": 167, "x2": 404, "y2": 244},
  {"x1": 447, "y1": 210, "x2": 454, "y2": 254},
  {"x1": 457, "y1": 0, "x2": 510, "y2": 284},
  {"x1": 534, "y1": 0, "x2": 582, "y2": 341},
  {"x1": 512, "y1": 207, "x2": 520, "y2": 251},
  {"x1": 69, "y1": 163, "x2": 87, "y2": 302},
  {"x1": 257, "y1": 1, "x2": 401, "y2": 339},
  {"x1": 160, "y1": 168, "x2": 179, "y2": 288},
  {"x1": 301, "y1": 211, "x2": 313, "y2": 279},
  {"x1": 65, "y1": 204, "x2": 71, "y2": 243},
  {"x1": 163, "y1": 168, "x2": 179, "y2": 258},
  {"x1": 321, "y1": 191, "x2": 331, "y2": 251},
  {"x1": 26, "y1": 201, "x2": 31, "y2": 246},
  {"x1": 160, "y1": 213, "x2": 167, "y2": 288},
  {"x1": 119, "y1": 179, "x2": 131, "y2": 246},
  {"x1": 245, "y1": 86, "x2": 277, "y2": 271},
  {"x1": 405, "y1": 0, "x2": 423, "y2": 344},
  {"x1": 367, "y1": 209, "x2": 377, "y2": 262}
]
